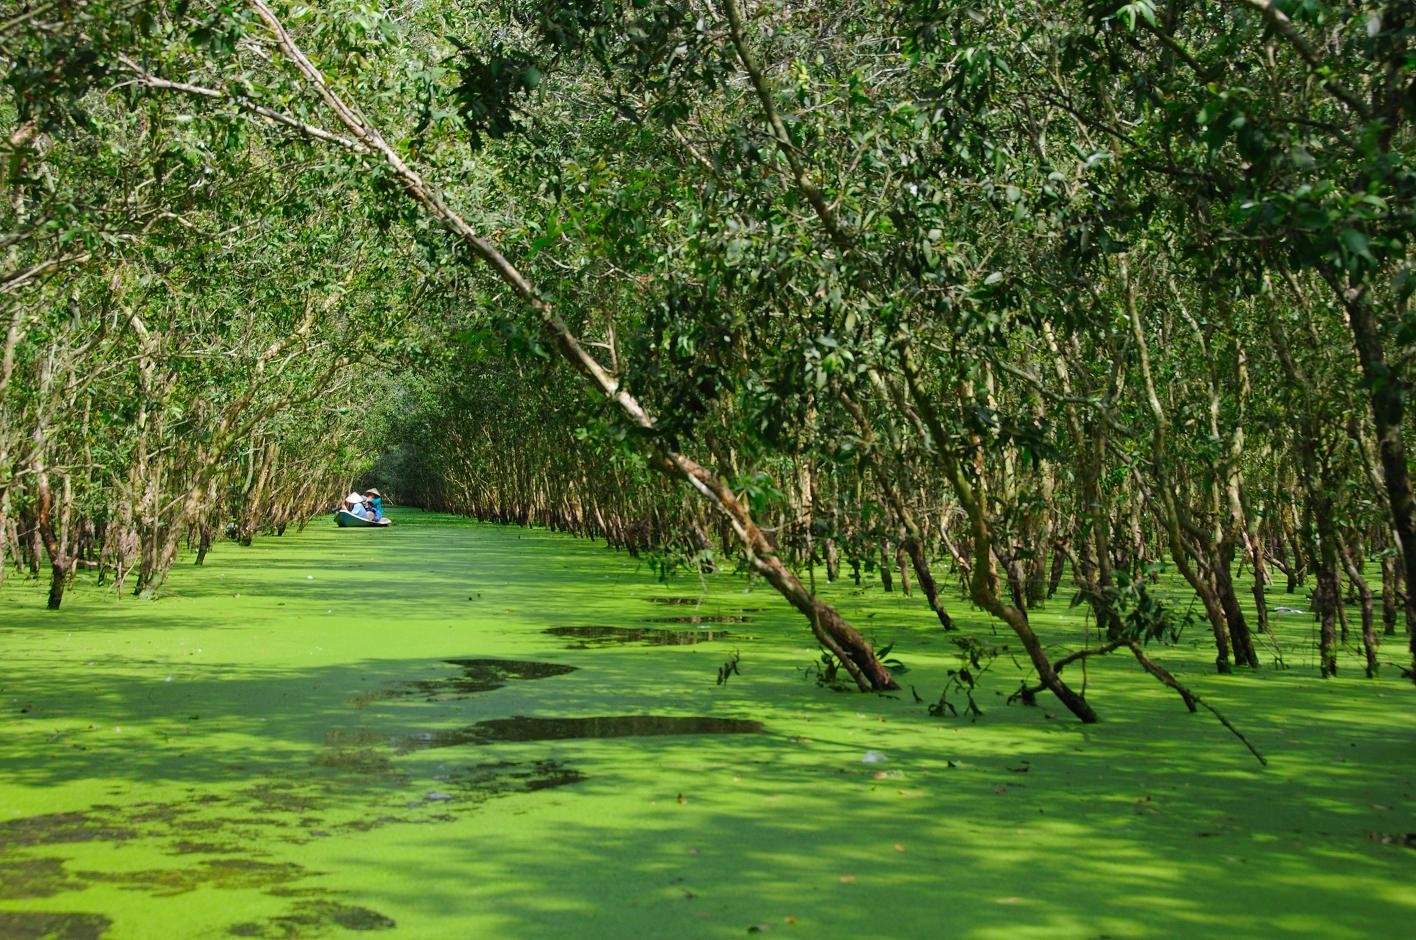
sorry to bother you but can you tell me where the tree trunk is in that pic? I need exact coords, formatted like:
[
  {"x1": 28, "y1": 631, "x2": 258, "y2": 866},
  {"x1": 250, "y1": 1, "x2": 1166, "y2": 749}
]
[
  {"x1": 1216, "y1": 537, "x2": 1259, "y2": 667},
  {"x1": 1047, "y1": 543, "x2": 1067, "y2": 599},
  {"x1": 1332, "y1": 282, "x2": 1416, "y2": 680},
  {"x1": 903, "y1": 535, "x2": 955, "y2": 630},
  {"x1": 878, "y1": 541, "x2": 893, "y2": 592},
  {"x1": 1340, "y1": 543, "x2": 1379, "y2": 677},
  {"x1": 1249, "y1": 531, "x2": 1270, "y2": 638},
  {"x1": 33, "y1": 467, "x2": 70, "y2": 611},
  {"x1": 1381, "y1": 553, "x2": 1399, "y2": 636},
  {"x1": 898, "y1": 345, "x2": 1097, "y2": 722}
]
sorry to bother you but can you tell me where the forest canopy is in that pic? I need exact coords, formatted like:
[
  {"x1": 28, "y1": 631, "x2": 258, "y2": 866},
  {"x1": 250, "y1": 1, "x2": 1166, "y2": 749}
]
[{"x1": 3, "y1": 0, "x2": 1415, "y2": 722}]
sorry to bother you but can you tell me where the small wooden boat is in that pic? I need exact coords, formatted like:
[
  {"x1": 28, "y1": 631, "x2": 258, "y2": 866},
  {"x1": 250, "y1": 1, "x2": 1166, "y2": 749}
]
[{"x1": 336, "y1": 509, "x2": 390, "y2": 528}]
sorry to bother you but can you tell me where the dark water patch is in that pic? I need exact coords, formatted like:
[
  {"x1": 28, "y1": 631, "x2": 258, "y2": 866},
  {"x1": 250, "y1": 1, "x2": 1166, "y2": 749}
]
[
  {"x1": 648, "y1": 615, "x2": 753, "y2": 625},
  {"x1": 314, "y1": 729, "x2": 397, "y2": 776},
  {"x1": 445, "y1": 760, "x2": 585, "y2": 799},
  {"x1": 79, "y1": 859, "x2": 309, "y2": 897},
  {"x1": 240, "y1": 787, "x2": 334, "y2": 815},
  {"x1": 0, "y1": 812, "x2": 135, "y2": 848},
  {"x1": 238, "y1": 784, "x2": 326, "y2": 815},
  {"x1": 169, "y1": 840, "x2": 245, "y2": 855},
  {"x1": 544, "y1": 625, "x2": 734, "y2": 648},
  {"x1": 354, "y1": 659, "x2": 576, "y2": 705},
  {"x1": 228, "y1": 900, "x2": 395, "y2": 937},
  {"x1": 262, "y1": 887, "x2": 331, "y2": 899},
  {"x1": 646, "y1": 597, "x2": 705, "y2": 606},
  {"x1": 323, "y1": 728, "x2": 383, "y2": 747},
  {"x1": 0, "y1": 856, "x2": 85, "y2": 899},
  {"x1": 1368, "y1": 831, "x2": 1416, "y2": 848},
  {"x1": 442, "y1": 658, "x2": 578, "y2": 681},
  {"x1": 128, "y1": 804, "x2": 184, "y2": 824},
  {"x1": 312, "y1": 747, "x2": 396, "y2": 775},
  {"x1": 397, "y1": 715, "x2": 764, "y2": 752},
  {"x1": 0, "y1": 911, "x2": 112, "y2": 939}
]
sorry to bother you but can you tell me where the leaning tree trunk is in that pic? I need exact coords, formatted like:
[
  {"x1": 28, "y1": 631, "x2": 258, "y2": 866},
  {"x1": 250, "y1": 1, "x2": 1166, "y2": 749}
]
[
  {"x1": 245, "y1": 0, "x2": 896, "y2": 690},
  {"x1": 897, "y1": 346, "x2": 1098, "y2": 722}
]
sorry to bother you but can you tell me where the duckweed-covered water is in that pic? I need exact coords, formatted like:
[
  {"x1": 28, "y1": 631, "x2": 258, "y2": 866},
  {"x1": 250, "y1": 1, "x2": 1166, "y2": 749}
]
[{"x1": 1, "y1": 510, "x2": 1411, "y2": 937}]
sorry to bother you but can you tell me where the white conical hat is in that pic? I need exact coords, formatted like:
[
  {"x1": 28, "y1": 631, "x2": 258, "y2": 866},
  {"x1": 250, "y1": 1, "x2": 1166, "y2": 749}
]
[{"x1": 346, "y1": 491, "x2": 365, "y2": 504}]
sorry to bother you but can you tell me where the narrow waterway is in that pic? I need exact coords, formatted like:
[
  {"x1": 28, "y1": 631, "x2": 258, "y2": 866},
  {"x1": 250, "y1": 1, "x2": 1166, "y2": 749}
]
[{"x1": 1, "y1": 511, "x2": 1411, "y2": 938}]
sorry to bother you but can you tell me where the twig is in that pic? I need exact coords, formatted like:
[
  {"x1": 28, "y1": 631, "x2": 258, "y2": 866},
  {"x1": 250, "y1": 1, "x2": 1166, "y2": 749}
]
[
  {"x1": 115, "y1": 55, "x2": 367, "y2": 153},
  {"x1": 1230, "y1": 0, "x2": 1368, "y2": 119}
]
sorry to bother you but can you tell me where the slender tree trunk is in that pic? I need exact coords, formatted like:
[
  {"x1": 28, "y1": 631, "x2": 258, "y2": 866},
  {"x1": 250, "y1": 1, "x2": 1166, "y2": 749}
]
[
  {"x1": 895, "y1": 543, "x2": 912, "y2": 597},
  {"x1": 1381, "y1": 553, "x2": 1399, "y2": 636},
  {"x1": 1340, "y1": 542, "x2": 1379, "y2": 677},
  {"x1": 1047, "y1": 542, "x2": 1067, "y2": 599}
]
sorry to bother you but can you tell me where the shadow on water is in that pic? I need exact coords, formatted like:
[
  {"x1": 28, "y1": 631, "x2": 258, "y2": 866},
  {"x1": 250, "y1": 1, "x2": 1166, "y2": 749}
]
[
  {"x1": 543, "y1": 625, "x2": 736, "y2": 648},
  {"x1": 396, "y1": 715, "x2": 766, "y2": 753},
  {"x1": 646, "y1": 614, "x2": 753, "y2": 624}
]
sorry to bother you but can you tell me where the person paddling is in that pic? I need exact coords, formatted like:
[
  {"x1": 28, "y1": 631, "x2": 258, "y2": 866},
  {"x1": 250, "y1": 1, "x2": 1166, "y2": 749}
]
[{"x1": 363, "y1": 488, "x2": 383, "y2": 521}]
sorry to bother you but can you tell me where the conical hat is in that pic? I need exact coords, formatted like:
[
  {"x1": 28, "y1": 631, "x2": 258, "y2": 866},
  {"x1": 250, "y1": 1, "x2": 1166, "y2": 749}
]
[{"x1": 346, "y1": 492, "x2": 365, "y2": 504}]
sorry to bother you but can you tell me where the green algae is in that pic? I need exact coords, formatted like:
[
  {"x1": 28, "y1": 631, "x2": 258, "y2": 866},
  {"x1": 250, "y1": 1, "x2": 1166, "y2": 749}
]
[{"x1": 0, "y1": 508, "x2": 1412, "y2": 938}]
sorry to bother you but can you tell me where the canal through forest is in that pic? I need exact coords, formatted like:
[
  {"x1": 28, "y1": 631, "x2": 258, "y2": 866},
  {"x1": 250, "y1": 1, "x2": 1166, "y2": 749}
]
[{"x1": 1, "y1": 510, "x2": 1411, "y2": 938}]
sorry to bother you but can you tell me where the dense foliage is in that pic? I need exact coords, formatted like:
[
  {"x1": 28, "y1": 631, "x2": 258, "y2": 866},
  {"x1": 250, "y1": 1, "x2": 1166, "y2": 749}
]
[{"x1": 4, "y1": 0, "x2": 1414, "y2": 720}]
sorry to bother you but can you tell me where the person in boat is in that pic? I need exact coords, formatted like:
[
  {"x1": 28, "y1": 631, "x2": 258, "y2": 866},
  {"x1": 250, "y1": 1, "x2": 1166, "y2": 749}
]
[
  {"x1": 363, "y1": 488, "x2": 383, "y2": 521},
  {"x1": 344, "y1": 492, "x2": 368, "y2": 519}
]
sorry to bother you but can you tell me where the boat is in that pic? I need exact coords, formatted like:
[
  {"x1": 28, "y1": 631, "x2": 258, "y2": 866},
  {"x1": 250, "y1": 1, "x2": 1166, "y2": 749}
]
[{"x1": 336, "y1": 509, "x2": 390, "y2": 528}]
